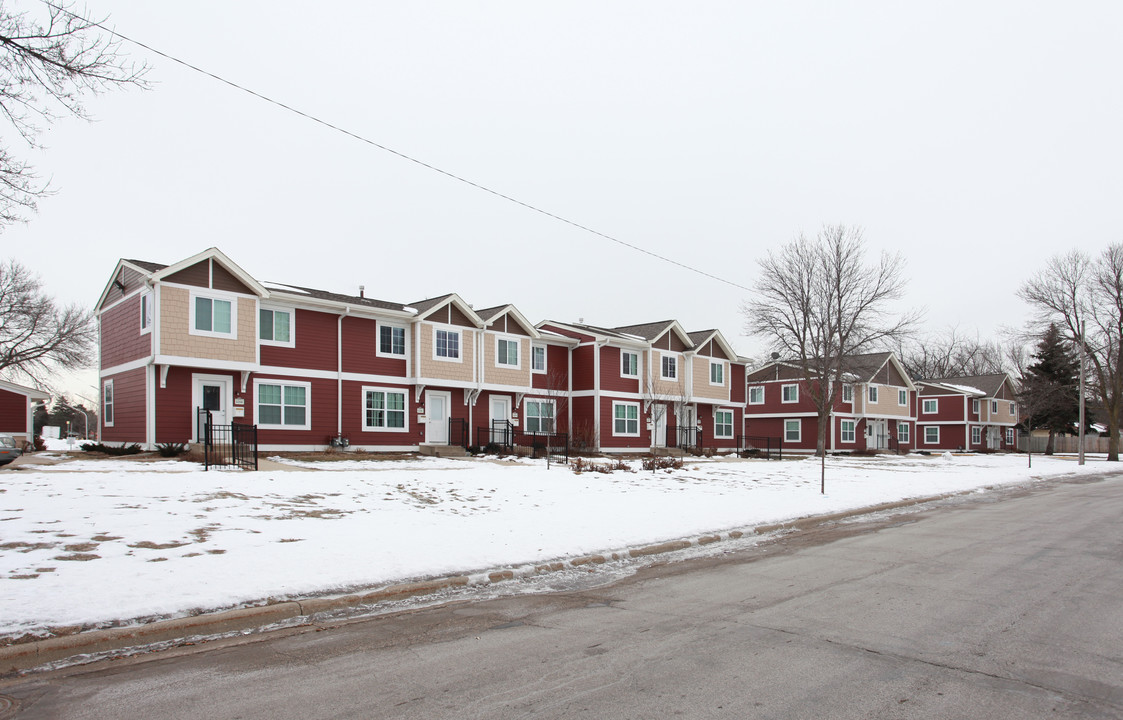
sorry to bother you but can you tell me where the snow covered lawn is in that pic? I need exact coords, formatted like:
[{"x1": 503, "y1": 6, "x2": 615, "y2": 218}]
[{"x1": 0, "y1": 452, "x2": 1112, "y2": 638}]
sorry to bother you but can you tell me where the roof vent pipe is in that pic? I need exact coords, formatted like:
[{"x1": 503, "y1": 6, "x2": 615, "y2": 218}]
[{"x1": 359, "y1": 285, "x2": 365, "y2": 298}]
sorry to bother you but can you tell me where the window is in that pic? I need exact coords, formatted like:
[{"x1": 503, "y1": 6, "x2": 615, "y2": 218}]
[
  {"x1": 868, "y1": 385, "x2": 879, "y2": 403},
  {"x1": 841, "y1": 419, "x2": 856, "y2": 443},
  {"x1": 714, "y1": 409, "x2": 733, "y2": 439},
  {"x1": 191, "y1": 293, "x2": 236, "y2": 338},
  {"x1": 259, "y1": 308, "x2": 292, "y2": 346},
  {"x1": 531, "y1": 345, "x2": 547, "y2": 373},
  {"x1": 925, "y1": 426, "x2": 939, "y2": 444},
  {"x1": 781, "y1": 384, "x2": 799, "y2": 403},
  {"x1": 1006, "y1": 428, "x2": 1015, "y2": 445},
  {"x1": 379, "y1": 324, "x2": 406, "y2": 356},
  {"x1": 898, "y1": 422, "x2": 910, "y2": 443},
  {"x1": 972, "y1": 399, "x2": 980, "y2": 414},
  {"x1": 922, "y1": 398, "x2": 938, "y2": 414},
  {"x1": 525, "y1": 400, "x2": 555, "y2": 433},
  {"x1": 103, "y1": 380, "x2": 114, "y2": 427},
  {"x1": 256, "y1": 381, "x2": 309, "y2": 429},
  {"x1": 1009, "y1": 402, "x2": 1016, "y2": 415},
  {"x1": 435, "y1": 328, "x2": 460, "y2": 360},
  {"x1": 613, "y1": 402, "x2": 639, "y2": 436},
  {"x1": 496, "y1": 337, "x2": 520, "y2": 368},
  {"x1": 971, "y1": 426, "x2": 981, "y2": 445},
  {"x1": 140, "y1": 292, "x2": 153, "y2": 334},
  {"x1": 363, "y1": 387, "x2": 407, "y2": 431},
  {"x1": 749, "y1": 385, "x2": 765, "y2": 404},
  {"x1": 661, "y1": 355, "x2": 677, "y2": 380},
  {"x1": 842, "y1": 384, "x2": 853, "y2": 403},
  {"x1": 621, "y1": 352, "x2": 639, "y2": 378},
  {"x1": 898, "y1": 389, "x2": 908, "y2": 406},
  {"x1": 784, "y1": 419, "x2": 801, "y2": 442},
  {"x1": 710, "y1": 361, "x2": 724, "y2": 385},
  {"x1": 991, "y1": 400, "x2": 998, "y2": 413}
]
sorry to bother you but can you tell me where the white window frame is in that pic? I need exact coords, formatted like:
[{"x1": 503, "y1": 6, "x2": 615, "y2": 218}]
[
  {"x1": 362, "y1": 386, "x2": 409, "y2": 432},
  {"x1": 612, "y1": 401, "x2": 640, "y2": 437},
  {"x1": 661, "y1": 354, "x2": 678, "y2": 380},
  {"x1": 189, "y1": 290, "x2": 238, "y2": 340},
  {"x1": 991, "y1": 400, "x2": 998, "y2": 413},
  {"x1": 784, "y1": 418, "x2": 801, "y2": 442},
  {"x1": 924, "y1": 426, "x2": 939, "y2": 444},
  {"x1": 377, "y1": 322, "x2": 407, "y2": 358},
  {"x1": 922, "y1": 398, "x2": 938, "y2": 414},
  {"x1": 898, "y1": 422, "x2": 910, "y2": 443},
  {"x1": 140, "y1": 291, "x2": 153, "y2": 335},
  {"x1": 103, "y1": 379, "x2": 114, "y2": 427},
  {"x1": 1006, "y1": 428, "x2": 1015, "y2": 445},
  {"x1": 621, "y1": 351, "x2": 639, "y2": 378},
  {"x1": 259, "y1": 305, "x2": 295, "y2": 348},
  {"x1": 709, "y1": 361, "x2": 724, "y2": 386},
  {"x1": 868, "y1": 385, "x2": 879, "y2": 403},
  {"x1": 972, "y1": 399, "x2": 980, "y2": 414},
  {"x1": 898, "y1": 388, "x2": 908, "y2": 406},
  {"x1": 748, "y1": 385, "x2": 765, "y2": 405},
  {"x1": 525, "y1": 399, "x2": 556, "y2": 434},
  {"x1": 254, "y1": 379, "x2": 311, "y2": 431},
  {"x1": 495, "y1": 336, "x2": 521, "y2": 369},
  {"x1": 971, "y1": 426, "x2": 981, "y2": 445},
  {"x1": 1009, "y1": 402, "x2": 1016, "y2": 415},
  {"x1": 531, "y1": 345, "x2": 547, "y2": 374},
  {"x1": 714, "y1": 409, "x2": 734, "y2": 439},
  {"x1": 842, "y1": 384, "x2": 853, "y2": 403},
  {"x1": 433, "y1": 327, "x2": 462, "y2": 362},
  {"x1": 781, "y1": 383, "x2": 799, "y2": 403},
  {"x1": 840, "y1": 419, "x2": 856, "y2": 443}
]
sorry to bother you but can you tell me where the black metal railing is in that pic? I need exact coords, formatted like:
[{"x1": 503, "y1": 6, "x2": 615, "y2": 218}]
[
  {"x1": 198, "y1": 408, "x2": 258, "y2": 471},
  {"x1": 479, "y1": 420, "x2": 515, "y2": 450},
  {"x1": 737, "y1": 434, "x2": 782, "y2": 459},
  {"x1": 674, "y1": 426, "x2": 703, "y2": 454},
  {"x1": 449, "y1": 418, "x2": 469, "y2": 449},
  {"x1": 512, "y1": 430, "x2": 569, "y2": 464}
]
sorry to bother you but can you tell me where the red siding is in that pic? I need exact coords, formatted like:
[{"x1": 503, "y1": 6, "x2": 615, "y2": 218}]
[
  {"x1": 600, "y1": 346, "x2": 640, "y2": 393},
  {"x1": 918, "y1": 393, "x2": 967, "y2": 422},
  {"x1": 260, "y1": 308, "x2": 338, "y2": 372},
  {"x1": 531, "y1": 345, "x2": 569, "y2": 391},
  {"x1": 340, "y1": 316, "x2": 408, "y2": 377},
  {"x1": 599, "y1": 397, "x2": 650, "y2": 450},
  {"x1": 103, "y1": 367, "x2": 146, "y2": 443},
  {"x1": 745, "y1": 378, "x2": 819, "y2": 414},
  {"x1": 342, "y1": 380, "x2": 415, "y2": 447},
  {"x1": 100, "y1": 294, "x2": 151, "y2": 369},
  {"x1": 571, "y1": 395, "x2": 596, "y2": 449},
  {"x1": 0, "y1": 389, "x2": 28, "y2": 435},
  {"x1": 917, "y1": 424, "x2": 967, "y2": 451},
  {"x1": 572, "y1": 345, "x2": 595, "y2": 391},
  {"x1": 247, "y1": 375, "x2": 338, "y2": 445},
  {"x1": 729, "y1": 364, "x2": 746, "y2": 404},
  {"x1": 697, "y1": 403, "x2": 739, "y2": 450}
]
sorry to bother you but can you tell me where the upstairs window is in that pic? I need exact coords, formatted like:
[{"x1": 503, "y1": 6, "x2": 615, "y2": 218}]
[
  {"x1": 782, "y1": 384, "x2": 799, "y2": 403},
  {"x1": 898, "y1": 389, "x2": 908, "y2": 406},
  {"x1": 435, "y1": 329, "x2": 460, "y2": 360},
  {"x1": 140, "y1": 292, "x2": 153, "y2": 334},
  {"x1": 621, "y1": 352, "x2": 639, "y2": 378},
  {"x1": 972, "y1": 399, "x2": 980, "y2": 414},
  {"x1": 922, "y1": 398, "x2": 938, "y2": 414},
  {"x1": 191, "y1": 293, "x2": 236, "y2": 338},
  {"x1": 842, "y1": 384, "x2": 853, "y2": 403},
  {"x1": 991, "y1": 400, "x2": 998, "y2": 413},
  {"x1": 661, "y1": 355, "x2": 677, "y2": 380},
  {"x1": 1009, "y1": 402, "x2": 1016, "y2": 415},
  {"x1": 379, "y1": 325, "x2": 406, "y2": 356},
  {"x1": 497, "y1": 338, "x2": 519, "y2": 368},
  {"x1": 868, "y1": 385, "x2": 879, "y2": 403},
  {"x1": 531, "y1": 345, "x2": 547, "y2": 373},
  {"x1": 749, "y1": 386, "x2": 764, "y2": 404},
  {"x1": 710, "y1": 361, "x2": 724, "y2": 385},
  {"x1": 259, "y1": 308, "x2": 292, "y2": 346}
]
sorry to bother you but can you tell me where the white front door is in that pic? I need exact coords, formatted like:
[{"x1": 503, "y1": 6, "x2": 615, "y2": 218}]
[
  {"x1": 192, "y1": 374, "x2": 232, "y2": 441},
  {"x1": 490, "y1": 395, "x2": 511, "y2": 442},
  {"x1": 425, "y1": 391, "x2": 450, "y2": 444},
  {"x1": 677, "y1": 404, "x2": 696, "y2": 445},
  {"x1": 987, "y1": 427, "x2": 1002, "y2": 449},
  {"x1": 866, "y1": 419, "x2": 887, "y2": 450},
  {"x1": 653, "y1": 404, "x2": 668, "y2": 447}
]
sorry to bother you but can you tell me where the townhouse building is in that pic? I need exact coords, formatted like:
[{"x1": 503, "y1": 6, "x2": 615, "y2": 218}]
[
  {"x1": 0, "y1": 379, "x2": 49, "y2": 446},
  {"x1": 915, "y1": 374, "x2": 1019, "y2": 451}
]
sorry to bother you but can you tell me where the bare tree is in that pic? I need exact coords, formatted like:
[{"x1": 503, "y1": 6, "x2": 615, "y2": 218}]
[
  {"x1": 744, "y1": 225, "x2": 919, "y2": 456},
  {"x1": 1019, "y1": 246, "x2": 1123, "y2": 461},
  {"x1": 0, "y1": 258, "x2": 95, "y2": 387},
  {"x1": 0, "y1": 1, "x2": 147, "y2": 227},
  {"x1": 897, "y1": 327, "x2": 1021, "y2": 379}
]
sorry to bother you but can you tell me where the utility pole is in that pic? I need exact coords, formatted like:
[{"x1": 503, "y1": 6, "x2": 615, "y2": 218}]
[{"x1": 1079, "y1": 320, "x2": 1086, "y2": 466}]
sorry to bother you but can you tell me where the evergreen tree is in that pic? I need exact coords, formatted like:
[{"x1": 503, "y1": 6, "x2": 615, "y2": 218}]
[{"x1": 1020, "y1": 324, "x2": 1080, "y2": 454}]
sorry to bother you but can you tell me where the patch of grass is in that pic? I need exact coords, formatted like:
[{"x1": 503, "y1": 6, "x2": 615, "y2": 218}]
[
  {"x1": 147, "y1": 557, "x2": 168, "y2": 563},
  {"x1": 129, "y1": 541, "x2": 189, "y2": 550},
  {"x1": 197, "y1": 491, "x2": 249, "y2": 502},
  {"x1": 63, "y1": 542, "x2": 99, "y2": 552},
  {"x1": 206, "y1": 549, "x2": 226, "y2": 555},
  {"x1": 35, "y1": 567, "x2": 55, "y2": 573},
  {"x1": 278, "y1": 538, "x2": 304, "y2": 543},
  {"x1": 1, "y1": 541, "x2": 58, "y2": 552},
  {"x1": 54, "y1": 553, "x2": 100, "y2": 562},
  {"x1": 9, "y1": 573, "x2": 38, "y2": 579},
  {"x1": 90, "y1": 534, "x2": 122, "y2": 542}
]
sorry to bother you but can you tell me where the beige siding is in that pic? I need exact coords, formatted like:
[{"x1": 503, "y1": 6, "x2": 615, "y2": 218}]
[
  {"x1": 692, "y1": 357, "x2": 728, "y2": 401},
  {"x1": 417, "y1": 323, "x2": 475, "y2": 382},
  {"x1": 485, "y1": 334, "x2": 531, "y2": 387},
  {"x1": 864, "y1": 383, "x2": 911, "y2": 418},
  {"x1": 984, "y1": 399, "x2": 1017, "y2": 424},
  {"x1": 651, "y1": 350, "x2": 686, "y2": 397},
  {"x1": 159, "y1": 286, "x2": 255, "y2": 363}
]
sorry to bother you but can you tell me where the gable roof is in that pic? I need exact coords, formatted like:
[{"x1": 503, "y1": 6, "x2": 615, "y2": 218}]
[
  {"x1": 149, "y1": 247, "x2": 269, "y2": 297},
  {"x1": 408, "y1": 292, "x2": 484, "y2": 327},
  {"x1": 747, "y1": 351, "x2": 915, "y2": 388},
  {"x1": 264, "y1": 283, "x2": 411, "y2": 314},
  {"x1": 688, "y1": 329, "x2": 739, "y2": 361},
  {"x1": 537, "y1": 320, "x2": 653, "y2": 346},
  {"x1": 613, "y1": 319, "x2": 694, "y2": 350},
  {"x1": 0, "y1": 378, "x2": 49, "y2": 401},
  {"x1": 475, "y1": 304, "x2": 541, "y2": 338},
  {"x1": 924, "y1": 373, "x2": 1013, "y2": 397}
]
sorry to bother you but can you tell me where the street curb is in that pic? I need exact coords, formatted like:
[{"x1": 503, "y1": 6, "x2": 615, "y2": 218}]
[{"x1": 0, "y1": 492, "x2": 953, "y2": 673}]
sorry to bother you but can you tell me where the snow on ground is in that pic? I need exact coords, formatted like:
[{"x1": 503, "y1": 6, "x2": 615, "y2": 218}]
[{"x1": 0, "y1": 452, "x2": 1114, "y2": 638}]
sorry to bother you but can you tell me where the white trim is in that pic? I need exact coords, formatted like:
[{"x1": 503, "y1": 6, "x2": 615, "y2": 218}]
[
  {"x1": 898, "y1": 388, "x2": 908, "y2": 406},
  {"x1": 257, "y1": 444, "x2": 420, "y2": 453},
  {"x1": 621, "y1": 351, "x2": 639, "y2": 378},
  {"x1": 188, "y1": 289, "x2": 239, "y2": 340},
  {"x1": 868, "y1": 384, "x2": 879, "y2": 403},
  {"x1": 741, "y1": 410, "x2": 819, "y2": 419},
  {"x1": 1006, "y1": 428, "x2": 1015, "y2": 445},
  {"x1": 361, "y1": 385, "x2": 410, "y2": 432},
  {"x1": 922, "y1": 398, "x2": 938, "y2": 414},
  {"x1": 376, "y1": 321, "x2": 409, "y2": 359},
  {"x1": 923, "y1": 426, "x2": 940, "y2": 444},
  {"x1": 191, "y1": 373, "x2": 234, "y2": 442},
  {"x1": 713, "y1": 408, "x2": 734, "y2": 439},
  {"x1": 781, "y1": 383, "x2": 799, "y2": 403},
  {"x1": 102, "y1": 357, "x2": 152, "y2": 377},
  {"x1": 897, "y1": 421, "x2": 910, "y2": 444},
  {"x1": 611, "y1": 400, "x2": 641, "y2": 437},
  {"x1": 253, "y1": 378, "x2": 312, "y2": 431},
  {"x1": 524, "y1": 398, "x2": 556, "y2": 433},
  {"x1": 258, "y1": 305, "x2": 295, "y2": 348},
  {"x1": 153, "y1": 355, "x2": 260, "y2": 373},
  {"x1": 971, "y1": 425, "x2": 982, "y2": 445},
  {"x1": 103, "y1": 379, "x2": 115, "y2": 428},
  {"x1": 531, "y1": 344, "x2": 547, "y2": 374},
  {"x1": 990, "y1": 400, "x2": 998, "y2": 413},
  {"x1": 748, "y1": 385, "x2": 765, "y2": 405},
  {"x1": 709, "y1": 360, "x2": 725, "y2": 386},
  {"x1": 494, "y1": 335, "x2": 521, "y2": 370},
  {"x1": 660, "y1": 353, "x2": 679, "y2": 380},
  {"x1": 433, "y1": 326, "x2": 463, "y2": 363},
  {"x1": 842, "y1": 383, "x2": 853, "y2": 404},
  {"x1": 783, "y1": 418, "x2": 801, "y2": 442},
  {"x1": 139, "y1": 291, "x2": 153, "y2": 335},
  {"x1": 840, "y1": 419, "x2": 856, "y2": 443}
]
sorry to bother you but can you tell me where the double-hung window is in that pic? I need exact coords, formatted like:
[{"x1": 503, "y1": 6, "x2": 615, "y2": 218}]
[
  {"x1": 842, "y1": 384, "x2": 853, "y2": 403},
  {"x1": 613, "y1": 402, "x2": 639, "y2": 436},
  {"x1": 191, "y1": 293, "x2": 236, "y2": 338},
  {"x1": 259, "y1": 308, "x2": 293, "y2": 346},
  {"x1": 971, "y1": 426, "x2": 981, "y2": 445},
  {"x1": 379, "y1": 325, "x2": 406, "y2": 356},
  {"x1": 1006, "y1": 428, "x2": 1015, "y2": 445},
  {"x1": 922, "y1": 398, "x2": 938, "y2": 414},
  {"x1": 103, "y1": 380, "x2": 114, "y2": 427},
  {"x1": 898, "y1": 422, "x2": 910, "y2": 443},
  {"x1": 531, "y1": 345, "x2": 547, "y2": 373},
  {"x1": 990, "y1": 400, "x2": 998, "y2": 414},
  {"x1": 972, "y1": 399, "x2": 980, "y2": 414},
  {"x1": 925, "y1": 426, "x2": 939, "y2": 444},
  {"x1": 841, "y1": 419, "x2": 856, "y2": 443},
  {"x1": 140, "y1": 292, "x2": 153, "y2": 334},
  {"x1": 714, "y1": 409, "x2": 733, "y2": 438},
  {"x1": 661, "y1": 355, "x2": 677, "y2": 380},
  {"x1": 749, "y1": 386, "x2": 764, "y2": 404},
  {"x1": 784, "y1": 419, "x2": 801, "y2": 442},
  {"x1": 1009, "y1": 402, "x2": 1016, "y2": 415},
  {"x1": 898, "y1": 389, "x2": 908, "y2": 406},
  {"x1": 256, "y1": 381, "x2": 309, "y2": 429},
  {"x1": 525, "y1": 400, "x2": 555, "y2": 433},
  {"x1": 435, "y1": 329, "x2": 460, "y2": 360},
  {"x1": 621, "y1": 352, "x2": 639, "y2": 378},
  {"x1": 363, "y1": 387, "x2": 407, "y2": 431},
  {"x1": 868, "y1": 385, "x2": 879, "y2": 403},
  {"x1": 497, "y1": 338, "x2": 519, "y2": 368},
  {"x1": 781, "y1": 384, "x2": 799, "y2": 403},
  {"x1": 710, "y1": 362, "x2": 724, "y2": 385}
]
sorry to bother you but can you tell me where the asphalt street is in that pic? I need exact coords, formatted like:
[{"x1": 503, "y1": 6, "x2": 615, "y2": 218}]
[{"x1": 3, "y1": 472, "x2": 1121, "y2": 719}]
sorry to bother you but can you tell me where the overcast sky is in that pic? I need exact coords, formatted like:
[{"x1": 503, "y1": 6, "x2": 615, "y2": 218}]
[{"x1": 5, "y1": 1, "x2": 1122, "y2": 400}]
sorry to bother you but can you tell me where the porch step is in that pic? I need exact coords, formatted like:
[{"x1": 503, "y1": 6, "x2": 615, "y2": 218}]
[{"x1": 419, "y1": 444, "x2": 468, "y2": 458}]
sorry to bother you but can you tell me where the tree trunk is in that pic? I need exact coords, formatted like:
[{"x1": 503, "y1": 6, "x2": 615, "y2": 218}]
[
  {"x1": 816, "y1": 412, "x2": 829, "y2": 457},
  {"x1": 1045, "y1": 429, "x2": 1055, "y2": 455},
  {"x1": 1109, "y1": 418, "x2": 1120, "y2": 462}
]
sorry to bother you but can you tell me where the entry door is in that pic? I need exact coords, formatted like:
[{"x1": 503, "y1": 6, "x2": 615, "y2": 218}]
[
  {"x1": 193, "y1": 375, "x2": 231, "y2": 441},
  {"x1": 425, "y1": 391, "x2": 450, "y2": 444},
  {"x1": 677, "y1": 404, "x2": 696, "y2": 445},
  {"x1": 490, "y1": 396, "x2": 511, "y2": 442},
  {"x1": 653, "y1": 404, "x2": 668, "y2": 447},
  {"x1": 866, "y1": 419, "x2": 887, "y2": 449},
  {"x1": 987, "y1": 427, "x2": 1001, "y2": 449}
]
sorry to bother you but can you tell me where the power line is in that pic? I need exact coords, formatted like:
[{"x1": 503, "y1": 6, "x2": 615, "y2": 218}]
[{"x1": 50, "y1": 2, "x2": 752, "y2": 293}]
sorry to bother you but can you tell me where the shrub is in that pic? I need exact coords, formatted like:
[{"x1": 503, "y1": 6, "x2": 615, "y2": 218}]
[
  {"x1": 156, "y1": 442, "x2": 188, "y2": 457},
  {"x1": 32, "y1": 434, "x2": 45, "y2": 451},
  {"x1": 641, "y1": 455, "x2": 683, "y2": 471},
  {"x1": 79, "y1": 442, "x2": 143, "y2": 456}
]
